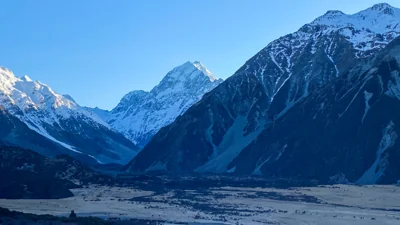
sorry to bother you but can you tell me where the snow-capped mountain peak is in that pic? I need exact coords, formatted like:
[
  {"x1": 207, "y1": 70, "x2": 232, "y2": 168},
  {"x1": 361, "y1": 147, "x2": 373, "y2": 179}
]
[
  {"x1": 0, "y1": 67, "x2": 19, "y2": 91},
  {"x1": 97, "y1": 61, "x2": 223, "y2": 147},
  {"x1": 161, "y1": 61, "x2": 219, "y2": 84},
  {"x1": 3, "y1": 73, "x2": 73, "y2": 114},
  {"x1": 0, "y1": 66, "x2": 112, "y2": 126},
  {"x1": 120, "y1": 90, "x2": 148, "y2": 105},
  {"x1": 370, "y1": 3, "x2": 395, "y2": 14},
  {"x1": 191, "y1": 61, "x2": 218, "y2": 82},
  {"x1": 240, "y1": 3, "x2": 400, "y2": 106},
  {"x1": 322, "y1": 10, "x2": 345, "y2": 18},
  {"x1": 0, "y1": 66, "x2": 139, "y2": 164},
  {"x1": 313, "y1": 3, "x2": 400, "y2": 33},
  {"x1": 62, "y1": 94, "x2": 77, "y2": 104},
  {"x1": 150, "y1": 61, "x2": 222, "y2": 98},
  {"x1": 20, "y1": 75, "x2": 32, "y2": 82}
]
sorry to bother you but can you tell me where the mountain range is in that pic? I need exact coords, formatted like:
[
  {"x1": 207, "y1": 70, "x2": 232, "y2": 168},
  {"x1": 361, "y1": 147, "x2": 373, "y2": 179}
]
[
  {"x1": 0, "y1": 68, "x2": 138, "y2": 165},
  {"x1": 0, "y1": 61, "x2": 222, "y2": 164},
  {"x1": 1, "y1": 3, "x2": 399, "y2": 185},
  {"x1": 126, "y1": 3, "x2": 400, "y2": 184}
]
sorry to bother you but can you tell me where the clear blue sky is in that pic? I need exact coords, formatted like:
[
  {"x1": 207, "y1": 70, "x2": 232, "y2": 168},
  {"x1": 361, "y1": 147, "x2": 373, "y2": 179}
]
[{"x1": 0, "y1": 0, "x2": 398, "y2": 109}]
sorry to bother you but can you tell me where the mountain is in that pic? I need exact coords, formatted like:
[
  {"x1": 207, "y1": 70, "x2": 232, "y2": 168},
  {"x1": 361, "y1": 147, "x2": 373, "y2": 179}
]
[
  {"x1": 0, "y1": 146, "x2": 115, "y2": 199},
  {"x1": 0, "y1": 105, "x2": 95, "y2": 164},
  {"x1": 0, "y1": 67, "x2": 139, "y2": 165},
  {"x1": 126, "y1": 3, "x2": 400, "y2": 184},
  {"x1": 230, "y1": 37, "x2": 400, "y2": 184},
  {"x1": 96, "y1": 61, "x2": 223, "y2": 148}
]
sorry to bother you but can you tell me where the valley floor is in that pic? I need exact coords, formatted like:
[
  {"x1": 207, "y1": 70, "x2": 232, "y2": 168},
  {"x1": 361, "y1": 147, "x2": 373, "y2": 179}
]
[{"x1": 1, "y1": 184, "x2": 400, "y2": 225}]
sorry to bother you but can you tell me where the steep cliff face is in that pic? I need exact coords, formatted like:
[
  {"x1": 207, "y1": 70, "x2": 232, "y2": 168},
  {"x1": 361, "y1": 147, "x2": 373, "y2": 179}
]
[{"x1": 230, "y1": 38, "x2": 400, "y2": 184}]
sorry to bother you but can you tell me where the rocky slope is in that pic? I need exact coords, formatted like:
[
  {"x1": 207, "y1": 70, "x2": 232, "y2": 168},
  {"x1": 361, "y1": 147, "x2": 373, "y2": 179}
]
[
  {"x1": 0, "y1": 105, "x2": 96, "y2": 164},
  {"x1": 230, "y1": 37, "x2": 400, "y2": 184},
  {"x1": 96, "y1": 61, "x2": 223, "y2": 148},
  {"x1": 126, "y1": 3, "x2": 400, "y2": 184},
  {"x1": 0, "y1": 68, "x2": 139, "y2": 165}
]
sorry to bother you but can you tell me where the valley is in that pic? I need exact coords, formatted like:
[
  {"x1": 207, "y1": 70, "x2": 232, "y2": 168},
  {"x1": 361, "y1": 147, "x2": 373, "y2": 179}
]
[
  {"x1": 1, "y1": 178, "x2": 400, "y2": 225},
  {"x1": 1, "y1": 2, "x2": 400, "y2": 225}
]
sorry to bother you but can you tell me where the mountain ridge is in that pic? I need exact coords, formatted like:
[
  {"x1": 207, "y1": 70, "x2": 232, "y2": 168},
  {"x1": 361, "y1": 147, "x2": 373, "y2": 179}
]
[
  {"x1": 229, "y1": 36, "x2": 400, "y2": 184},
  {"x1": 94, "y1": 61, "x2": 223, "y2": 147},
  {"x1": 0, "y1": 67, "x2": 139, "y2": 165}
]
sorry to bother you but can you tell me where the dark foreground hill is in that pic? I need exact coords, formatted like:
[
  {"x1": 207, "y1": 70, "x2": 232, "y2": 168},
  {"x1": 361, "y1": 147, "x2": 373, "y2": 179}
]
[{"x1": 0, "y1": 146, "x2": 114, "y2": 199}]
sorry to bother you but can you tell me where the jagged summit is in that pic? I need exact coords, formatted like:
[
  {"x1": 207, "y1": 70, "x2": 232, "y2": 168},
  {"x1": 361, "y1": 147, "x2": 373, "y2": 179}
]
[
  {"x1": 150, "y1": 61, "x2": 222, "y2": 98},
  {"x1": 0, "y1": 66, "x2": 18, "y2": 83},
  {"x1": 95, "y1": 61, "x2": 223, "y2": 147},
  {"x1": 161, "y1": 61, "x2": 220, "y2": 83},
  {"x1": 360, "y1": 2, "x2": 398, "y2": 17},
  {"x1": 320, "y1": 3, "x2": 397, "y2": 16},
  {"x1": 120, "y1": 90, "x2": 148, "y2": 103},
  {"x1": 371, "y1": 3, "x2": 395, "y2": 13},
  {"x1": 0, "y1": 66, "x2": 139, "y2": 164},
  {"x1": 0, "y1": 66, "x2": 12, "y2": 73},
  {"x1": 190, "y1": 61, "x2": 218, "y2": 82},
  {"x1": 313, "y1": 3, "x2": 399, "y2": 30},
  {"x1": 20, "y1": 75, "x2": 32, "y2": 82},
  {"x1": 0, "y1": 68, "x2": 78, "y2": 112},
  {"x1": 323, "y1": 10, "x2": 346, "y2": 17},
  {"x1": 62, "y1": 94, "x2": 77, "y2": 104}
]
